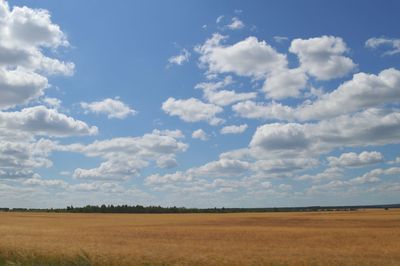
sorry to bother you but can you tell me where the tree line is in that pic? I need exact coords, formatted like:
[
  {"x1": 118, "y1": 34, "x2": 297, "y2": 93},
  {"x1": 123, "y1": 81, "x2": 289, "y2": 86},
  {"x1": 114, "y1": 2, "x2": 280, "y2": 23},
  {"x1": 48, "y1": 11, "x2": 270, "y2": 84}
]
[{"x1": 0, "y1": 204, "x2": 362, "y2": 213}]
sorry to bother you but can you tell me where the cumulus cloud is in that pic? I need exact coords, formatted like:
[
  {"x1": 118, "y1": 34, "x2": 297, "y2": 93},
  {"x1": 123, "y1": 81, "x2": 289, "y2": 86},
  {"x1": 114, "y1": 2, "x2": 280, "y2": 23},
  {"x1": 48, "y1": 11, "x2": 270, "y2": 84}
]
[
  {"x1": 248, "y1": 108, "x2": 400, "y2": 159},
  {"x1": 192, "y1": 129, "x2": 208, "y2": 141},
  {"x1": 42, "y1": 97, "x2": 61, "y2": 109},
  {"x1": 366, "y1": 37, "x2": 400, "y2": 56},
  {"x1": 73, "y1": 159, "x2": 148, "y2": 181},
  {"x1": 227, "y1": 17, "x2": 245, "y2": 30},
  {"x1": 289, "y1": 35, "x2": 356, "y2": 80},
  {"x1": 327, "y1": 151, "x2": 384, "y2": 168},
  {"x1": 196, "y1": 34, "x2": 287, "y2": 79},
  {"x1": 0, "y1": 138, "x2": 56, "y2": 179},
  {"x1": 144, "y1": 154, "x2": 318, "y2": 193},
  {"x1": 250, "y1": 123, "x2": 310, "y2": 151},
  {"x1": 195, "y1": 34, "x2": 357, "y2": 101},
  {"x1": 195, "y1": 76, "x2": 256, "y2": 106},
  {"x1": 349, "y1": 174, "x2": 380, "y2": 185},
  {"x1": 357, "y1": 167, "x2": 400, "y2": 180},
  {"x1": 195, "y1": 159, "x2": 250, "y2": 177},
  {"x1": 0, "y1": 0, "x2": 74, "y2": 109},
  {"x1": 156, "y1": 155, "x2": 178, "y2": 169},
  {"x1": 80, "y1": 98, "x2": 137, "y2": 119},
  {"x1": 296, "y1": 167, "x2": 343, "y2": 183},
  {"x1": 145, "y1": 158, "x2": 251, "y2": 185},
  {"x1": 0, "y1": 105, "x2": 98, "y2": 137},
  {"x1": 0, "y1": 68, "x2": 48, "y2": 110},
  {"x1": 349, "y1": 167, "x2": 400, "y2": 185},
  {"x1": 23, "y1": 175, "x2": 68, "y2": 189},
  {"x1": 62, "y1": 129, "x2": 187, "y2": 180},
  {"x1": 252, "y1": 158, "x2": 318, "y2": 175},
  {"x1": 220, "y1": 124, "x2": 247, "y2": 134},
  {"x1": 232, "y1": 100, "x2": 295, "y2": 120},
  {"x1": 234, "y1": 68, "x2": 400, "y2": 121},
  {"x1": 295, "y1": 68, "x2": 400, "y2": 120},
  {"x1": 195, "y1": 75, "x2": 234, "y2": 91},
  {"x1": 202, "y1": 88, "x2": 257, "y2": 106},
  {"x1": 263, "y1": 68, "x2": 307, "y2": 99},
  {"x1": 389, "y1": 157, "x2": 400, "y2": 164},
  {"x1": 168, "y1": 48, "x2": 190, "y2": 66},
  {"x1": 0, "y1": 1, "x2": 94, "y2": 184},
  {"x1": 162, "y1": 97, "x2": 224, "y2": 125},
  {"x1": 145, "y1": 171, "x2": 192, "y2": 185}
]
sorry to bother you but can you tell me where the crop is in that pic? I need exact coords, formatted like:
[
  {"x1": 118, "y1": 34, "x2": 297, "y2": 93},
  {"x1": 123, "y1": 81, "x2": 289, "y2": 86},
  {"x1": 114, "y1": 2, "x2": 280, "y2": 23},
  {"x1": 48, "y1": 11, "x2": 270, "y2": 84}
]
[{"x1": 0, "y1": 210, "x2": 399, "y2": 265}]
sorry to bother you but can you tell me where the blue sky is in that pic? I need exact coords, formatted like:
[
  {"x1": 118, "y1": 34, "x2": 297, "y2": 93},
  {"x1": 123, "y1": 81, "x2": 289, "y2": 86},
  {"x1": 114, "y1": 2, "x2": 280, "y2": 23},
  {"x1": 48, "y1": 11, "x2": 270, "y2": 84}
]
[{"x1": 1, "y1": 0, "x2": 400, "y2": 208}]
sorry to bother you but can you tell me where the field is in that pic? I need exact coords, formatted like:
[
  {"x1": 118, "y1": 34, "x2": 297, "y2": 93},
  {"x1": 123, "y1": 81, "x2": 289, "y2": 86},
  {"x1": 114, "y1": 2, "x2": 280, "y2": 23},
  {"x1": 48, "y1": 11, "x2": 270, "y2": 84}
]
[{"x1": 0, "y1": 210, "x2": 399, "y2": 265}]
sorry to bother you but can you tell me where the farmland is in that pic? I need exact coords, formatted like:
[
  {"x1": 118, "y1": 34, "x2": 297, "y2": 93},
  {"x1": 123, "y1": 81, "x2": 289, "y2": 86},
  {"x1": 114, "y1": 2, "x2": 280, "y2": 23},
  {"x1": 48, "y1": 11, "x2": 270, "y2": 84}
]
[{"x1": 0, "y1": 209, "x2": 399, "y2": 265}]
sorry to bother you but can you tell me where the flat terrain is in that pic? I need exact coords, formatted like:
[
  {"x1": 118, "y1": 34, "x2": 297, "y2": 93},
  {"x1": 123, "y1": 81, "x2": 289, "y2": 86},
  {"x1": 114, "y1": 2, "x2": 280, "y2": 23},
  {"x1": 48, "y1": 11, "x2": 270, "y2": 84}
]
[{"x1": 0, "y1": 209, "x2": 399, "y2": 265}]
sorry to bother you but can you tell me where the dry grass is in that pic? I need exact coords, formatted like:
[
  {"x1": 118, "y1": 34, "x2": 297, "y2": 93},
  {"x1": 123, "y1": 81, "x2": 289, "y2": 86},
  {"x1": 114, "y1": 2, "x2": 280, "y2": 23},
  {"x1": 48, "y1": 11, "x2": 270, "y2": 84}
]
[{"x1": 0, "y1": 209, "x2": 400, "y2": 265}]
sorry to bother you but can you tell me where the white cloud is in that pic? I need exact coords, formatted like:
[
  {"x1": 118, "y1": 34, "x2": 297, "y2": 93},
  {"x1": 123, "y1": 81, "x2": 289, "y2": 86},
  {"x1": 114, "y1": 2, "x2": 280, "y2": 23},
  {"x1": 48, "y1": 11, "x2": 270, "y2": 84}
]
[
  {"x1": 5, "y1": 3, "x2": 68, "y2": 48},
  {"x1": 389, "y1": 157, "x2": 400, "y2": 164},
  {"x1": 359, "y1": 167, "x2": 400, "y2": 179},
  {"x1": 328, "y1": 151, "x2": 384, "y2": 168},
  {"x1": 0, "y1": 68, "x2": 48, "y2": 110},
  {"x1": 0, "y1": 138, "x2": 56, "y2": 179},
  {"x1": 0, "y1": 0, "x2": 74, "y2": 109},
  {"x1": 227, "y1": 17, "x2": 244, "y2": 30},
  {"x1": 196, "y1": 34, "x2": 287, "y2": 79},
  {"x1": 289, "y1": 35, "x2": 356, "y2": 80},
  {"x1": 220, "y1": 124, "x2": 247, "y2": 134},
  {"x1": 23, "y1": 175, "x2": 68, "y2": 189},
  {"x1": 366, "y1": 37, "x2": 400, "y2": 56},
  {"x1": 296, "y1": 167, "x2": 343, "y2": 183},
  {"x1": 261, "y1": 181, "x2": 272, "y2": 189},
  {"x1": 263, "y1": 68, "x2": 307, "y2": 99},
  {"x1": 234, "y1": 68, "x2": 400, "y2": 121},
  {"x1": 296, "y1": 68, "x2": 400, "y2": 120},
  {"x1": 348, "y1": 167, "x2": 400, "y2": 185},
  {"x1": 250, "y1": 123, "x2": 310, "y2": 151},
  {"x1": 273, "y1": 36, "x2": 289, "y2": 43},
  {"x1": 42, "y1": 97, "x2": 61, "y2": 109},
  {"x1": 232, "y1": 100, "x2": 296, "y2": 121},
  {"x1": 156, "y1": 155, "x2": 178, "y2": 169},
  {"x1": 0, "y1": 105, "x2": 98, "y2": 137},
  {"x1": 195, "y1": 76, "x2": 256, "y2": 106},
  {"x1": 59, "y1": 171, "x2": 70, "y2": 176},
  {"x1": 307, "y1": 180, "x2": 348, "y2": 193},
  {"x1": 162, "y1": 97, "x2": 224, "y2": 125},
  {"x1": 0, "y1": 1, "x2": 87, "y2": 184},
  {"x1": 80, "y1": 98, "x2": 136, "y2": 119},
  {"x1": 145, "y1": 158, "x2": 251, "y2": 185},
  {"x1": 143, "y1": 148, "x2": 315, "y2": 193},
  {"x1": 249, "y1": 108, "x2": 400, "y2": 155},
  {"x1": 203, "y1": 88, "x2": 257, "y2": 106},
  {"x1": 278, "y1": 184, "x2": 292, "y2": 191},
  {"x1": 216, "y1": 15, "x2": 224, "y2": 24},
  {"x1": 349, "y1": 175, "x2": 380, "y2": 185},
  {"x1": 195, "y1": 159, "x2": 250, "y2": 177},
  {"x1": 252, "y1": 158, "x2": 318, "y2": 175},
  {"x1": 73, "y1": 159, "x2": 148, "y2": 181},
  {"x1": 195, "y1": 75, "x2": 234, "y2": 91},
  {"x1": 146, "y1": 171, "x2": 192, "y2": 185},
  {"x1": 63, "y1": 129, "x2": 187, "y2": 180},
  {"x1": 168, "y1": 48, "x2": 190, "y2": 66},
  {"x1": 192, "y1": 129, "x2": 208, "y2": 141}
]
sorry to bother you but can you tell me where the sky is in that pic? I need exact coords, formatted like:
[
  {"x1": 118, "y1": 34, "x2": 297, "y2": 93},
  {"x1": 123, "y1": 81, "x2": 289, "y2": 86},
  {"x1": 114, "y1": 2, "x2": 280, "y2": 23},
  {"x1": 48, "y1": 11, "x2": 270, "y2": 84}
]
[{"x1": 1, "y1": 0, "x2": 400, "y2": 208}]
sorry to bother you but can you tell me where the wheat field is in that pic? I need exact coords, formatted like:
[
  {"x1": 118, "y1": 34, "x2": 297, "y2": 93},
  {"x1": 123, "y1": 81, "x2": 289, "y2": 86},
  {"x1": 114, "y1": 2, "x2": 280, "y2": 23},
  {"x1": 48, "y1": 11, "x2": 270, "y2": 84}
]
[{"x1": 0, "y1": 209, "x2": 399, "y2": 265}]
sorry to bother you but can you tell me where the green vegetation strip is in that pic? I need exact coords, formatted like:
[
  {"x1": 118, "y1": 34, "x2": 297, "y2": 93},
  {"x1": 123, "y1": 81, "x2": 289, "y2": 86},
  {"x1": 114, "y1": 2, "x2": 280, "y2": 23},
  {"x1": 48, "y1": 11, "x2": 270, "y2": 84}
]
[{"x1": 0, "y1": 250, "x2": 92, "y2": 266}]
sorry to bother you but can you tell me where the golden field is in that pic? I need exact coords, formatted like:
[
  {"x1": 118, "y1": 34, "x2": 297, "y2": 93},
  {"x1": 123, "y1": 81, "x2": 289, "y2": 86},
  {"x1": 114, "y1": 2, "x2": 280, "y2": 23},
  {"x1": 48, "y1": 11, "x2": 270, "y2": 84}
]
[{"x1": 0, "y1": 209, "x2": 400, "y2": 265}]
